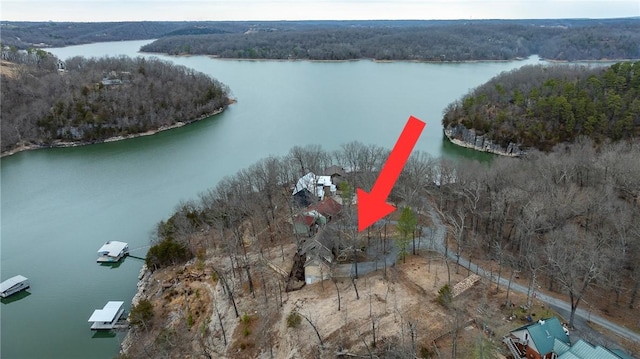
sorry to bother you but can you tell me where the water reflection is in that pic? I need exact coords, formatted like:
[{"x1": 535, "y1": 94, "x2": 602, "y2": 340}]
[
  {"x1": 91, "y1": 330, "x2": 117, "y2": 339},
  {"x1": 440, "y1": 134, "x2": 495, "y2": 163},
  {"x1": 0, "y1": 290, "x2": 31, "y2": 304},
  {"x1": 99, "y1": 260, "x2": 123, "y2": 269}
]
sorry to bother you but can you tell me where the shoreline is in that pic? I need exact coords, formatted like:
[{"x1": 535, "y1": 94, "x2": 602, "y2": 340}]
[
  {"x1": 162, "y1": 53, "x2": 533, "y2": 64},
  {"x1": 443, "y1": 128, "x2": 523, "y2": 157},
  {"x1": 0, "y1": 103, "x2": 233, "y2": 159},
  {"x1": 120, "y1": 264, "x2": 151, "y2": 356},
  {"x1": 154, "y1": 52, "x2": 637, "y2": 64}
]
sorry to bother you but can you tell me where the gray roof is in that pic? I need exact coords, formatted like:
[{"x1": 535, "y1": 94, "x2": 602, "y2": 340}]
[
  {"x1": 0, "y1": 275, "x2": 28, "y2": 292},
  {"x1": 301, "y1": 226, "x2": 338, "y2": 261},
  {"x1": 324, "y1": 165, "x2": 346, "y2": 177}
]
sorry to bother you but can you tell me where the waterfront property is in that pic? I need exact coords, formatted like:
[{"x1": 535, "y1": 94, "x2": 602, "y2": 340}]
[
  {"x1": 503, "y1": 317, "x2": 570, "y2": 359},
  {"x1": 88, "y1": 301, "x2": 126, "y2": 330},
  {"x1": 301, "y1": 226, "x2": 339, "y2": 284},
  {"x1": 97, "y1": 241, "x2": 129, "y2": 263},
  {"x1": 503, "y1": 317, "x2": 632, "y2": 359},
  {"x1": 0, "y1": 40, "x2": 539, "y2": 358},
  {"x1": 292, "y1": 172, "x2": 337, "y2": 202},
  {"x1": 0, "y1": 275, "x2": 30, "y2": 298}
]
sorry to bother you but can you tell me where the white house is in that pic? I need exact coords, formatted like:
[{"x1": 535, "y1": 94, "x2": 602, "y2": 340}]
[{"x1": 292, "y1": 172, "x2": 336, "y2": 201}]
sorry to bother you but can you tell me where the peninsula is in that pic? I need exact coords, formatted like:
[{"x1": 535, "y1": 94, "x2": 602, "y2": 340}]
[
  {"x1": 442, "y1": 61, "x2": 640, "y2": 154},
  {"x1": 0, "y1": 52, "x2": 231, "y2": 157}
]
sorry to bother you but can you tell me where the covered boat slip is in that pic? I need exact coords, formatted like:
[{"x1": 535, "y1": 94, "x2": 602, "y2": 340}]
[
  {"x1": 0, "y1": 275, "x2": 30, "y2": 298},
  {"x1": 88, "y1": 301, "x2": 125, "y2": 330},
  {"x1": 96, "y1": 241, "x2": 129, "y2": 262}
]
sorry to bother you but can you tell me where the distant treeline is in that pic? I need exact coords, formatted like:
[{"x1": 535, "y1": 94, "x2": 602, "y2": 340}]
[
  {"x1": 0, "y1": 19, "x2": 485, "y2": 49},
  {"x1": 140, "y1": 19, "x2": 640, "y2": 61},
  {"x1": 0, "y1": 51, "x2": 229, "y2": 153},
  {"x1": 0, "y1": 21, "x2": 186, "y2": 48},
  {"x1": 2, "y1": 19, "x2": 639, "y2": 61},
  {"x1": 442, "y1": 61, "x2": 640, "y2": 151}
]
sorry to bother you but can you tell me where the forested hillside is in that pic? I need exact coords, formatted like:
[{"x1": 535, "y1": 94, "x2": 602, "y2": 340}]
[
  {"x1": 140, "y1": 19, "x2": 640, "y2": 61},
  {"x1": 0, "y1": 21, "x2": 191, "y2": 48},
  {"x1": 442, "y1": 61, "x2": 640, "y2": 151},
  {"x1": 0, "y1": 20, "x2": 387, "y2": 49},
  {"x1": 3, "y1": 19, "x2": 638, "y2": 61},
  {"x1": 123, "y1": 141, "x2": 640, "y2": 358},
  {"x1": 0, "y1": 51, "x2": 229, "y2": 153},
  {"x1": 436, "y1": 139, "x2": 640, "y2": 327}
]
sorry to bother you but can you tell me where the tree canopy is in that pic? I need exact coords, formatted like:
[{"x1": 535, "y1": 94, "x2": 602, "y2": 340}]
[
  {"x1": 1, "y1": 52, "x2": 230, "y2": 153},
  {"x1": 442, "y1": 61, "x2": 640, "y2": 151},
  {"x1": 140, "y1": 20, "x2": 640, "y2": 61}
]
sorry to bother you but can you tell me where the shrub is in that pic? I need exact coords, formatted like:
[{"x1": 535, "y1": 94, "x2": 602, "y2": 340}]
[
  {"x1": 129, "y1": 299, "x2": 154, "y2": 328},
  {"x1": 437, "y1": 284, "x2": 453, "y2": 307},
  {"x1": 286, "y1": 311, "x2": 302, "y2": 328},
  {"x1": 145, "y1": 238, "x2": 192, "y2": 270},
  {"x1": 243, "y1": 326, "x2": 251, "y2": 337},
  {"x1": 241, "y1": 313, "x2": 251, "y2": 325},
  {"x1": 420, "y1": 346, "x2": 435, "y2": 358}
]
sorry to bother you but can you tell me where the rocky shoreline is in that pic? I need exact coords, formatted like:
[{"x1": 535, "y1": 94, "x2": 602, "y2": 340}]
[
  {"x1": 443, "y1": 124, "x2": 524, "y2": 157},
  {"x1": 0, "y1": 102, "x2": 233, "y2": 158},
  {"x1": 120, "y1": 264, "x2": 151, "y2": 355}
]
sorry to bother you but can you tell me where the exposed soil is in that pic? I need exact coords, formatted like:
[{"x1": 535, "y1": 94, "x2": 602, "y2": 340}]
[{"x1": 123, "y1": 242, "x2": 582, "y2": 359}]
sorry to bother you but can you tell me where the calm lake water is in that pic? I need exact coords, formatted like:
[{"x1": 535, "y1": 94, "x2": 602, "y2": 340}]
[{"x1": 0, "y1": 40, "x2": 541, "y2": 358}]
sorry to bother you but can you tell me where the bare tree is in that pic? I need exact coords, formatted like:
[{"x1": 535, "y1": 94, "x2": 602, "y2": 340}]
[
  {"x1": 296, "y1": 310, "x2": 324, "y2": 347},
  {"x1": 545, "y1": 224, "x2": 606, "y2": 328}
]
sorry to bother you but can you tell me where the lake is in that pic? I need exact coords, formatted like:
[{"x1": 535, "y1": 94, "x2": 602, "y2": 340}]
[{"x1": 0, "y1": 39, "x2": 541, "y2": 358}]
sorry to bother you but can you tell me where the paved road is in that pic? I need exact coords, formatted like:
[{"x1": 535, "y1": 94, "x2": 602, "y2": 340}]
[
  {"x1": 331, "y1": 204, "x2": 639, "y2": 350},
  {"x1": 418, "y1": 203, "x2": 640, "y2": 348}
]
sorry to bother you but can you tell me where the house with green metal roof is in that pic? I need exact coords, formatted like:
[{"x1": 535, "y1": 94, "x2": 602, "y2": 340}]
[
  {"x1": 555, "y1": 338, "x2": 633, "y2": 359},
  {"x1": 503, "y1": 317, "x2": 570, "y2": 359},
  {"x1": 504, "y1": 317, "x2": 635, "y2": 359}
]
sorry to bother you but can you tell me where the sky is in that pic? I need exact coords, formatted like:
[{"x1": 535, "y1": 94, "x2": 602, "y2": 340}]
[{"x1": 1, "y1": 0, "x2": 638, "y2": 22}]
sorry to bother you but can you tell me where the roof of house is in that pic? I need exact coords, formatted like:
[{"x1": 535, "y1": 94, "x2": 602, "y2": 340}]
[
  {"x1": 554, "y1": 338, "x2": 572, "y2": 356},
  {"x1": 610, "y1": 349, "x2": 635, "y2": 359},
  {"x1": 324, "y1": 165, "x2": 346, "y2": 177},
  {"x1": 312, "y1": 197, "x2": 343, "y2": 217},
  {"x1": 292, "y1": 172, "x2": 336, "y2": 201},
  {"x1": 301, "y1": 226, "x2": 337, "y2": 260},
  {"x1": 513, "y1": 317, "x2": 569, "y2": 355},
  {"x1": 293, "y1": 188, "x2": 314, "y2": 207},
  {"x1": 292, "y1": 172, "x2": 317, "y2": 196},
  {"x1": 317, "y1": 175, "x2": 332, "y2": 186},
  {"x1": 294, "y1": 213, "x2": 316, "y2": 227},
  {"x1": 557, "y1": 339, "x2": 628, "y2": 359},
  {"x1": 88, "y1": 301, "x2": 124, "y2": 323}
]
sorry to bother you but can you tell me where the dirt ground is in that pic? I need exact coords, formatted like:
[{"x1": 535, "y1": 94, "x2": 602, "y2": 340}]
[
  {"x1": 0, "y1": 60, "x2": 22, "y2": 78},
  {"x1": 123, "y1": 236, "x2": 638, "y2": 359},
  {"x1": 267, "y1": 253, "x2": 544, "y2": 359}
]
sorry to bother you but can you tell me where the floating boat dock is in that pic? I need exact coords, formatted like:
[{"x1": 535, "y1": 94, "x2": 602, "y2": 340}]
[
  {"x1": 96, "y1": 241, "x2": 129, "y2": 263},
  {"x1": 0, "y1": 275, "x2": 30, "y2": 298},
  {"x1": 88, "y1": 301, "x2": 126, "y2": 330}
]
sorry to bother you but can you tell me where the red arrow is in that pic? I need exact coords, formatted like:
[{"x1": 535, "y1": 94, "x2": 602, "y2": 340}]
[{"x1": 357, "y1": 115, "x2": 425, "y2": 232}]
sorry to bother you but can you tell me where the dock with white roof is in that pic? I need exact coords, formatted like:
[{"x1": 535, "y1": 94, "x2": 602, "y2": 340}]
[
  {"x1": 88, "y1": 301, "x2": 126, "y2": 330},
  {"x1": 96, "y1": 241, "x2": 129, "y2": 263}
]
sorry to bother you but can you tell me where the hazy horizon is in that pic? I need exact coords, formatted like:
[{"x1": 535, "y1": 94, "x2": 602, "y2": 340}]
[{"x1": 1, "y1": 1, "x2": 638, "y2": 22}]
